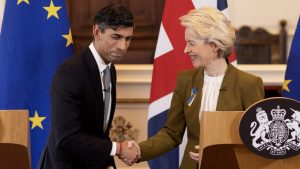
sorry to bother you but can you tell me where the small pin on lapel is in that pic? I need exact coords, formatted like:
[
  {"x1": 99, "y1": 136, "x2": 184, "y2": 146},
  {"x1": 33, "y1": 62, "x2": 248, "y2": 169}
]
[{"x1": 186, "y1": 87, "x2": 198, "y2": 107}]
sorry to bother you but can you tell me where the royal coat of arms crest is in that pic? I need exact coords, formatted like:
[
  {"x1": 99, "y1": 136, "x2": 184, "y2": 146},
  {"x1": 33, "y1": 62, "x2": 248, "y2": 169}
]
[{"x1": 240, "y1": 97, "x2": 300, "y2": 159}]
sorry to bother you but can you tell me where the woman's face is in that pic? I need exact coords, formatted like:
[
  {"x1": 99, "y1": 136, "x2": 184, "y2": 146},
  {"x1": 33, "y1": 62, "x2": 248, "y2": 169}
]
[{"x1": 184, "y1": 27, "x2": 218, "y2": 68}]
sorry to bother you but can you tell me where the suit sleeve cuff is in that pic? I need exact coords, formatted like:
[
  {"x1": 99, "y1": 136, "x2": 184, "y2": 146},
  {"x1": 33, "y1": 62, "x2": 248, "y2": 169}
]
[{"x1": 110, "y1": 142, "x2": 117, "y2": 156}]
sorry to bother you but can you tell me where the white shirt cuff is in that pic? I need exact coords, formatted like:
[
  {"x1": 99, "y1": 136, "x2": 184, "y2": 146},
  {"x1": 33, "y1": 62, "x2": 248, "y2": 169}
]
[{"x1": 110, "y1": 142, "x2": 117, "y2": 156}]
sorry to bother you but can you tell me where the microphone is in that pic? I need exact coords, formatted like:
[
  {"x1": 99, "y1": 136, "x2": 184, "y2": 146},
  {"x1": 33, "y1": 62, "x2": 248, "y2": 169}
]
[{"x1": 219, "y1": 87, "x2": 227, "y2": 92}]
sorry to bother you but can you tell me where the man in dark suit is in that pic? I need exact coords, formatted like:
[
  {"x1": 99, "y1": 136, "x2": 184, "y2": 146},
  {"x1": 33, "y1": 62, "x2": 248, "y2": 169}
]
[{"x1": 38, "y1": 4, "x2": 139, "y2": 169}]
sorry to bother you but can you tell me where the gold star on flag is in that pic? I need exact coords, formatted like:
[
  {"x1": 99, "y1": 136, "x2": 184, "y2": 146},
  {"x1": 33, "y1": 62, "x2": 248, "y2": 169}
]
[
  {"x1": 282, "y1": 79, "x2": 292, "y2": 92},
  {"x1": 17, "y1": 0, "x2": 29, "y2": 5},
  {"x1": 43, "y1": 0, "x2": 62, "y2": 19},
  {"x1": 29, "y1": 111, "x2": 46, "y2": 130},
  {"x1": 62, "y1": 29, "x2": 73, "y2": 47}
]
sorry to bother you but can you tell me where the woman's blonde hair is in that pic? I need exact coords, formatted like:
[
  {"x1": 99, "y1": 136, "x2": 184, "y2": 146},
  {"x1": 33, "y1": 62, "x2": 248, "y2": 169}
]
[{"x1": 180, "y1": 7, "x2": 235, "y2": 58}]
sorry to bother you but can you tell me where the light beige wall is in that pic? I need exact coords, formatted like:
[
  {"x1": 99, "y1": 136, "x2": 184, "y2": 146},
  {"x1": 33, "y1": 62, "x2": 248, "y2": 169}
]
[
  {"x1": 227, "y1": 0, "x2": 300, "y2": 55},
  {"x1": 228, "y1": 0, "x2": 299, "y2": 34}
]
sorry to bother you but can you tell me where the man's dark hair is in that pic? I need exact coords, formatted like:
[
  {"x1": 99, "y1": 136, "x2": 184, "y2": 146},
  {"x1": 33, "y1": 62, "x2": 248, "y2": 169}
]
[{"x1": 94, "y1": 4, "x2": 134, "y2": 32}]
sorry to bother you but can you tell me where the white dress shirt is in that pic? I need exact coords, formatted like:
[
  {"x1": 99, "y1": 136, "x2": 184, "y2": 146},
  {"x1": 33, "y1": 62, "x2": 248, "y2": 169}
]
[{"x1": 199, "y1": 72, "x2": 225, "y2": 119}]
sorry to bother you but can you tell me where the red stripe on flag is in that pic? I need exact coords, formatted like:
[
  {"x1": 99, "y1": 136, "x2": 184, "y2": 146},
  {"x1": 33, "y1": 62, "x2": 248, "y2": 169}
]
[
  {"x1": 161, "y1": 0, "x2": 194, "y2": 49},
  {"x1": 228, "y1": 48, "x2": 236, "y2": 62},
  {"x1": 150, "y1": 0, "x2": 194, "y2": 103},
  {"x1": 150, "y1": 51, "x2": 192, "y2": 103}
]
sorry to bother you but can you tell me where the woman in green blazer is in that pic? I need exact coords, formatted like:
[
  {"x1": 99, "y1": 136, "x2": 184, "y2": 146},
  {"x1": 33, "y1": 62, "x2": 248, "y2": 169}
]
[{"x1": 122, "y1": 7, "x2": 264, "y2": 169}]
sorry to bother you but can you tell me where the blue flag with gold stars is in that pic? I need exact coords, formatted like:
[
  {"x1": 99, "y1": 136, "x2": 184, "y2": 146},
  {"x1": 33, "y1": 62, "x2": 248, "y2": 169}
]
[
  {"x1": 282, "y1": 16, "x2": 300, "y2": 101},
  {"x1": 0, "y1": 0, "x2": 73, "y2": 168}
]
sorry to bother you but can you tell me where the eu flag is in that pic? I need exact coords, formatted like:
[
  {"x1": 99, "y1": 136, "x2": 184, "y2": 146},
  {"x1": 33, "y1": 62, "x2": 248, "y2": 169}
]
[
  {"x1": 0, "y1": 0, "x2": 73, "y2": 168},
  {"x1": 282, "y1": 17, "x2": 300, "y2": 101}
]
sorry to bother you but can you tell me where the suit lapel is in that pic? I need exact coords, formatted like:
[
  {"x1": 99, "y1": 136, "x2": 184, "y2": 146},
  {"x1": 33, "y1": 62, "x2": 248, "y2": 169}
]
[
  {"x1": 185, "y1": 68, "x2": 204, "y2": 117},
  {"x1": 84, "y1": 49, "x2": 103, "y2": 102},
  {"x1": 187, "y1": 64, "x2": 233, "y2": 115},
  {"x1": 83, "y1": 48, "x2": 104, "y2": 130}
]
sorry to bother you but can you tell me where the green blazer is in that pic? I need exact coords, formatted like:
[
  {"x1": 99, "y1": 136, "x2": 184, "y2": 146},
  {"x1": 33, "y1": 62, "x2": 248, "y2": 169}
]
[{"x1": 139, "y1": 64, "x2": 264, "y2": 169}]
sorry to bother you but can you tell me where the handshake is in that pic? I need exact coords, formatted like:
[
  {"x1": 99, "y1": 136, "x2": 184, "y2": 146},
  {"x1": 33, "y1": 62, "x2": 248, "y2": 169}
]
[{"x1": 116, "y1": 140, "x2": 141, "y2": 166}]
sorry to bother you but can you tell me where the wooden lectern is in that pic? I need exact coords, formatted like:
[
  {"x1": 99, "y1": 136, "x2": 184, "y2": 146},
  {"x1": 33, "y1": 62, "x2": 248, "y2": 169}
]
[
  {"x1": 199, "y1": 111, "x2": 300, "y2": 169},
  {"x1": 0, "y1": 110, "x2": 30, "y2": 169}
]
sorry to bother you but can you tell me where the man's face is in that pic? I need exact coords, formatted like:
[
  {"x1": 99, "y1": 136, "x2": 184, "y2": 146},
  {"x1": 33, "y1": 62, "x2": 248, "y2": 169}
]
[{"x1": 93, "y1": 25, "x2": 133, "y2": 63}]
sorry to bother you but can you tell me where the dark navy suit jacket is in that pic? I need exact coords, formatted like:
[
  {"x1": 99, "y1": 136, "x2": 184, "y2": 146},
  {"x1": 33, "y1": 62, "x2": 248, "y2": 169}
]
[{"x1": 39, "y1": 48, "x2": 117, "y2": 169}]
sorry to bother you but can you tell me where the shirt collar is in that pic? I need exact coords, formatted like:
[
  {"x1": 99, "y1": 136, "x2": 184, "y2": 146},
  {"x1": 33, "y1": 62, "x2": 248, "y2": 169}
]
[{"x1": 89, "y1": 42, "x2": 111, "y2": 73}]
